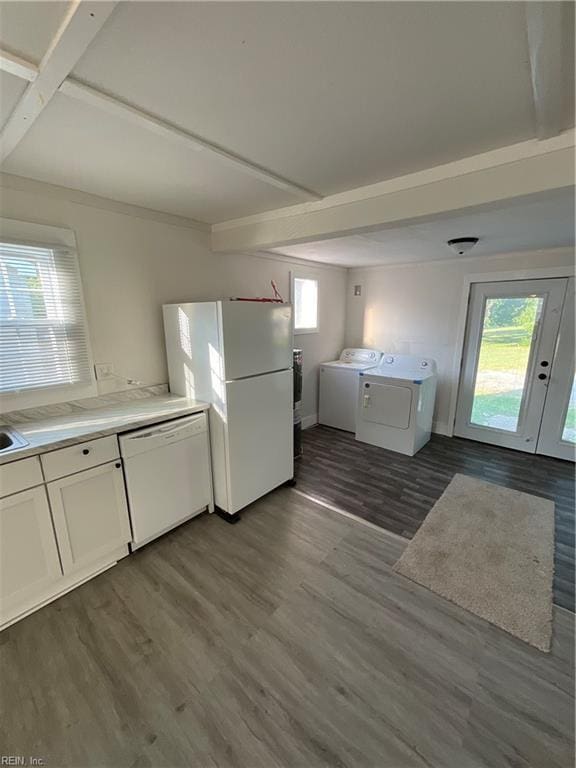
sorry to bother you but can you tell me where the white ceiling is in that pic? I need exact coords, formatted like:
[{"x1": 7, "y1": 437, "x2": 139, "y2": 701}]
[
  {"x1": 0, "y1": 70, "x2": 25, "y2": 131},
  {"x1": 0, "y1": 1, "x2": 70, "y2": 62},
  {"x1": 0, "y1": 1, "x2": 573, "y2": 224},
  {"x1": 271, "y1": 190, "x2": 575, "y2": 268},
  {"x1": 69, "y1": 0, "x2": 539, "y2": 194},
  {"x1": 4, "y1": 93, "x2": 296, "y2": 222}
]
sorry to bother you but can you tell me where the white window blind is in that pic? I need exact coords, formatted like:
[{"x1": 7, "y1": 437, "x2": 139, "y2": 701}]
[{"x1": 0, "y1": 241, "x2": 92, "y2": 393}]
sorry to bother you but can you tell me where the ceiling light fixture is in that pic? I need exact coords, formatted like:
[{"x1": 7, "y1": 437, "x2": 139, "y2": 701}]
[{"x1": 447, "y1": 237, "x2": 479, "y2": 256}]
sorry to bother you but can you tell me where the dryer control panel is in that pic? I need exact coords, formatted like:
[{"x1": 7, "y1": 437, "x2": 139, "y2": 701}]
[
  {"x1": 339, "y1": 348, "x2": 381, "y2": 365},
  {"x1": 378, "y1": 354, "x2": 436, "y2": 375}
]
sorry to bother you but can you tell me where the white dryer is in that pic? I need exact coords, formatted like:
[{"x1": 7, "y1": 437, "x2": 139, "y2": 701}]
[
  {"x1": 356, "y1": 355, "x2": 437, "y2": 456},
  {"x1": 319, "y1": 348, "x2": 382, "y2": 432}
]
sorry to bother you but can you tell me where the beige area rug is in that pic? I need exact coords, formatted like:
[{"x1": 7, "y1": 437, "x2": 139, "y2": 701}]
[{"x1": 393, "y1": 474, "x2": 555, "y2": 652}]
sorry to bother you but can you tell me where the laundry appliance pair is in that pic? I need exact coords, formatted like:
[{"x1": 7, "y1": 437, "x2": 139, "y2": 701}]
[{"x1": 319, "y1": 349, "x2": 437, "y2": 456}]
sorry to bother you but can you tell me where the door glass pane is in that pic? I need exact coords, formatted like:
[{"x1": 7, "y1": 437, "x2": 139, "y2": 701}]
[
  {"x1": 471, "y1": 296, "x2": 543, "y2": 431},
  {"x1": 562, "y1": 375, "x2": 576, "y2": 443}
]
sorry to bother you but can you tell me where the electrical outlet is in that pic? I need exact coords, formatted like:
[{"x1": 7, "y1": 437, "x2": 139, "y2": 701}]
[{"x1": 94, "y1": 362, "x2": 115, "y2": 380}]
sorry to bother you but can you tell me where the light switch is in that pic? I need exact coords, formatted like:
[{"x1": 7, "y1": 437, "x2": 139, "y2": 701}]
[{"x1": 354, "y1": 285, "x2": 362, "y2": 296}]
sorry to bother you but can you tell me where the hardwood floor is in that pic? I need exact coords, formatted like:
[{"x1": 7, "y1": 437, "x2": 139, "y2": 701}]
[
  {"x1": 297, "y1": 426, "x2": 575, "y2": 612},
  {"x1": 0, "y1": 489, "x2": 573, "y2": 767}
]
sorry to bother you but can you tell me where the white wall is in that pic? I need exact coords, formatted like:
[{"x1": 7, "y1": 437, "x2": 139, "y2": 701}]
[
  {"x1": 346, "y1": 248, "x2": 575, "y2": 434},
  {"x1": 0, "y1": 185, "x2": 347, "y2": 420}
]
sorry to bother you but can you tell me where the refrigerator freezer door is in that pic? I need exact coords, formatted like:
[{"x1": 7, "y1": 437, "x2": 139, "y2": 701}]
[
  {"x1": 220, "y1": 302, "x2": 292, "y2": 380},
  {"x1": 224, "y1": 369, "x2": 293, "y2": 513}
]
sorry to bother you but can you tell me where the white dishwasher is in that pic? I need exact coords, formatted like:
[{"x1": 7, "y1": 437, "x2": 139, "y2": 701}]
[{"x1": 119, "y1": 412, "x2": 213, "y2": 549}]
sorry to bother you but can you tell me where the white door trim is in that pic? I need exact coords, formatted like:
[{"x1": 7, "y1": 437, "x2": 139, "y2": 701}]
[
  {"x1": 447, "y1": 264, "x2": 575, "y2": 437},
  {"x1": 537, "y1": 277, "x2": 576, "y2": 460}
]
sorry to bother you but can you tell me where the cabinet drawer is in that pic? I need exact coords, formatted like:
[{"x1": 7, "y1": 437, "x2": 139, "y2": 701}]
[
  {"x1": 0, "y1": 456, "x2": 43, "y2": 498},
  {"x1": 41, "y1": 436, "x2": 119, "y2": 481}
]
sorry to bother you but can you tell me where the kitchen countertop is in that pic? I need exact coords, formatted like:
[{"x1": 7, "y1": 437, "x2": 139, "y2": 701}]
[{"x1": 0, "y1": 395, "x2": 210, "y2": 465}]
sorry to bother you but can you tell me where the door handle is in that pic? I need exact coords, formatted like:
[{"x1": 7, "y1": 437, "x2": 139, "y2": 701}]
[{"x1": 538, "y1": 373, "x2": 547, "y2": 381}]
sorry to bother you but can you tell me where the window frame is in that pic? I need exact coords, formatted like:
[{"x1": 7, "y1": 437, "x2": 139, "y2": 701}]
[
  {"x1": 291, "y1": 273, "x2": 320, "y2": 336},
  {"x1": 0, "y1": 219, "x2": 96, "y2": 412}
]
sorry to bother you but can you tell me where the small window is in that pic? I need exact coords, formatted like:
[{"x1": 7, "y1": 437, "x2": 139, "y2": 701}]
[
  {"x1": 0, "y1": 241, "x2": 93, "y2": 394},
  {"x1": 293, "y1": 276, "x2": 319, "y2": 334}
]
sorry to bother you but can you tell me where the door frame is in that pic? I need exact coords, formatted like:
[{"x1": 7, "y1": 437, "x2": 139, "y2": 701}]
[
  {"x1": 537, "y1": 277, "x2": 576, "y2": 460},
  {"x1": 453, "y1": 278, "x2": 567, "y2": 451},
  {"x1": 447, "y1": 264, "x2": 575, "y2": 437}
]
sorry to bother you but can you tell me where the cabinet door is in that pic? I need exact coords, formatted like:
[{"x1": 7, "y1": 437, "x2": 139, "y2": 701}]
[
  {"x1": 0, "y1": 486, "x2": 62, "y2": 622},
  {"x1": 47, "y1": 462, "x2": 131, "y2": 574}
]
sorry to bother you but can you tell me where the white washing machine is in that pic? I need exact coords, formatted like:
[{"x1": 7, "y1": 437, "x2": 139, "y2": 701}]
[
  {"x1": 355, "y1": 355, "x2": 437, "y2": 456},
  {"x1": 319, "y1": 348, "x2": 382, "y2": 432}
]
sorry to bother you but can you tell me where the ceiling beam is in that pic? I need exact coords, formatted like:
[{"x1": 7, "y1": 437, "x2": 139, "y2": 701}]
[
  {"x1": 0, "y1": 47, "x2": 322, "y2": 204},
  {"x1": 0, "y1": 1, "x2": 117, "y2": 163},
  {"x1": 0, "y1": 49, "x2": 38, "y2": 81},
  {"x1": 211, "y1": 132, "x2": 575, "y2": 253},
  {"x1": 58, "y1": 78, "x2": 322, "y2": 201},
  {"x1": 525, "y1": 1, "x2": 573, "y2": 139}
]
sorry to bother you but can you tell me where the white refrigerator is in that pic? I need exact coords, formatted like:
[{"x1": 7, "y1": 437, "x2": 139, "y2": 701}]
[{"x1": 163, "y1": 300, "x2": 294, "y2": 517}]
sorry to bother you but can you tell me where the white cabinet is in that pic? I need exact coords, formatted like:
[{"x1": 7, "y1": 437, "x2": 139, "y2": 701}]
[
  {"x1": 0, "y1": 486, "x2": 62, "y2": 624},
  {"x1": 47, "y1": 461, "x2": 131, "y2": 575},
  {"x1": 1, "y1": 418, "x2": 202, "y2": 631}
]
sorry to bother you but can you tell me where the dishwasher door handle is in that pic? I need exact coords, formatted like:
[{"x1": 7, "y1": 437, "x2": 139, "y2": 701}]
[
  {"x1": 130, "y1": 423, "x2": 185, "y2": 440},
  {"x1": 120, "y1": 412, "x2": 208, "y2": 459},
  {"x1": 127, "y1": 414, "x2": 205, "y2": 441}
]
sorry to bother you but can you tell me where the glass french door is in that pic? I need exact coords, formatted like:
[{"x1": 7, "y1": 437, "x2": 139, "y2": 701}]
[
  {"x1": 454, "y1": 278, "x2": 572, "y2": 456},
  {"x1": 537, "y1": 278, "x2": 575, "y2": 460}
]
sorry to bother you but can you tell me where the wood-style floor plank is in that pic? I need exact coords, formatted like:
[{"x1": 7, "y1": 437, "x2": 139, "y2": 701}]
[
  {"x1": 0, "y1": 488, "x2": 573, "y2": 767},
  {"x1": 298, "y1": 426, "x2": 576, "y2": 611}
]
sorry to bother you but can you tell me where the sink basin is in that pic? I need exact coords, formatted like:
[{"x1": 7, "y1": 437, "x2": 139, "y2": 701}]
[{"x1": 0, "y1": 426, "x2": 29, "y2": 453}]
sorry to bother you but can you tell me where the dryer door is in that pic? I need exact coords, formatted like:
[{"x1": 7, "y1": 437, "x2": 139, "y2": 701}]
[{"x1": 361, "y1": 381, "x2": 412, "y2": 429}]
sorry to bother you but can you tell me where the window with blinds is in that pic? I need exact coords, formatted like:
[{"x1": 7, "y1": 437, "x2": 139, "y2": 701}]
[{"x1": 0, "y1": 241, "x2": 92, "y2": 394}]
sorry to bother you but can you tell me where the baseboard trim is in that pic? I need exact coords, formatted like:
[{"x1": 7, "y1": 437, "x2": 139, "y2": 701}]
[
  {"x1": 301, "y1": 413, "x2": 318, "y2": 430},
  {"x1": 303, "y1": 415, "x2": 448, "y2": 435}
]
